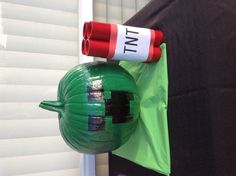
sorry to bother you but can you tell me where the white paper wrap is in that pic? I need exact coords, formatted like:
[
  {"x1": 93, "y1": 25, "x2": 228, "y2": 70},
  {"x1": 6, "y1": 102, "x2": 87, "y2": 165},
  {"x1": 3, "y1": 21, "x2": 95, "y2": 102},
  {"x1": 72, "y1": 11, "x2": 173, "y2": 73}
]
[{"x1": 111, "y1": 25, "x2": 152, "y2": 62}]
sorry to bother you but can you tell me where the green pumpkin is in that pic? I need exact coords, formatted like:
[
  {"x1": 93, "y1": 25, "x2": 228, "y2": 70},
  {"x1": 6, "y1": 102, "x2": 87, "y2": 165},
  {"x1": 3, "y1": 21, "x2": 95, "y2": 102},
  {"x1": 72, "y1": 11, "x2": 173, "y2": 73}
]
[{"x1": 39, "y1": 62, "x2": 139, "y2": 154}]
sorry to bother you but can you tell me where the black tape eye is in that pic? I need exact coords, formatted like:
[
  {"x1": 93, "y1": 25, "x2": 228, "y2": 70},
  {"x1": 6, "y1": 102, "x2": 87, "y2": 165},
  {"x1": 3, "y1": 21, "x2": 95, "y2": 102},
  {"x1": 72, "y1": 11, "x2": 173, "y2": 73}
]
[
  {"x1": 87, "y1": 90, "x2": 104, "y2": 101},
  {"x1": 87, "y1": 84, "x2": 104, "y2": 101},
  {"x1": 88, "y1": 116, "x2": 105, "y2": 131}
]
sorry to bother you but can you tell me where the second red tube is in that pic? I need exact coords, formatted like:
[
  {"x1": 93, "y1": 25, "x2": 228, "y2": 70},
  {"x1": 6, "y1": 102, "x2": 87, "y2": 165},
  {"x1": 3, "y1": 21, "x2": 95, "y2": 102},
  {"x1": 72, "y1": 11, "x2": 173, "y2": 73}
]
[{"x1": 83, "y1": 21, "x2": 163, "y2": 46}]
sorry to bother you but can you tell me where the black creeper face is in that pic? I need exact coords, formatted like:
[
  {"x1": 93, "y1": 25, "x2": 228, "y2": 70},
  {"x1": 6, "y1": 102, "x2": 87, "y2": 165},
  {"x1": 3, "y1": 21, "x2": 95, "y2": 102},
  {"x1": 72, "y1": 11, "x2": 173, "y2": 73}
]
[{"x1": 87, "y1": 85, "x2": 134, "y2": 131}]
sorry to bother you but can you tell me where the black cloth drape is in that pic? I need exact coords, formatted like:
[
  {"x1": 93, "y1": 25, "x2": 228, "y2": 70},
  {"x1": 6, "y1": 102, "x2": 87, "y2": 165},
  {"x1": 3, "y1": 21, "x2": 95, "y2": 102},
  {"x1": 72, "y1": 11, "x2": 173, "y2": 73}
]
[{"x1": 109, "y1": 0, "x2": 236, "y2": 175}]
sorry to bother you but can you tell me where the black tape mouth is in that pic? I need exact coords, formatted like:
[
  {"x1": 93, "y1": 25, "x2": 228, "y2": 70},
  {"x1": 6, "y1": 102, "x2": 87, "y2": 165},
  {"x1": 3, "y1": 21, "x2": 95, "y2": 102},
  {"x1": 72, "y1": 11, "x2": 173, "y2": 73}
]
[
  {"x1": 105, "y1": 91, "x2": 134, "y2": 123},
  {"x1": 87, "y1": 85, "x2": 134, "y2": 130}
]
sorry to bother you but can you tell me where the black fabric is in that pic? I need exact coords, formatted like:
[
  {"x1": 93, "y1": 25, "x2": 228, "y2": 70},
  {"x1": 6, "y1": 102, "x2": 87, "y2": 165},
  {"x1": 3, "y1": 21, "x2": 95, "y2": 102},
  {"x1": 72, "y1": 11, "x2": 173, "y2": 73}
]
[
  {"x1": 109, "y1": 153, "x2": 163, "y2": 176},
  {"x1": 109, "y1": 0, "x2": 236, "y2": 175}
]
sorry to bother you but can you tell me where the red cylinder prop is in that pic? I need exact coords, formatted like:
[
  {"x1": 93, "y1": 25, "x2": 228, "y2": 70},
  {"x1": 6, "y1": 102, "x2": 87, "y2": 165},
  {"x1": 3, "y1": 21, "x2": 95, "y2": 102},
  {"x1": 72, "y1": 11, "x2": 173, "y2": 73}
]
[
  {"x1": 82, "y1": 39, "x2": 86, "y2": 55},
  {"x1": 87, "y1": 21, "x2": 111, "y2": 41},
  {"x1": 85, "y1": 39, "x2": 109, "y2": 58},
  {"x1": 86, "y1": 21, "x2": 163, "y2": 46},
  {"x1": 152, "y1": 47, "x2": 162, "y2": 62},
  {"x1": 83, "y1": 22, "x2": 88, "y2": 39},
  {"x1": 154, "y1": 31, "x2": 163, "y2": 46},
  {"x1": 82, "y1": 21, "x2": 164, "y2": 62}
]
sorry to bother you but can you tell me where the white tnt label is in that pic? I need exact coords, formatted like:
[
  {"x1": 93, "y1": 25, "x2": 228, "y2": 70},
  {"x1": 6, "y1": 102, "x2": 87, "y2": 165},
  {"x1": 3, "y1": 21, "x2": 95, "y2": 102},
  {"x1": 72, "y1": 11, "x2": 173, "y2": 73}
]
[{"x1": 111, "y1": 25, "x2": 151, "y2": 61}]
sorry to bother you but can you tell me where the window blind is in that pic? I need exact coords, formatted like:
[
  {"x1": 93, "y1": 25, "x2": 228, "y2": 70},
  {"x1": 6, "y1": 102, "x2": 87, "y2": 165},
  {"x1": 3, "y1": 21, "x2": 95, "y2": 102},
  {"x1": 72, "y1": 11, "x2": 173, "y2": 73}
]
[
  {"x1": 93, "y1": 0, "x2": 151, "y2": 175},
  {"x1": 94, "y1": 0, "x2": 150, "y2": 24},
  {"x1": 0, "y1": 1, "x2": 81, "y2": 176}
]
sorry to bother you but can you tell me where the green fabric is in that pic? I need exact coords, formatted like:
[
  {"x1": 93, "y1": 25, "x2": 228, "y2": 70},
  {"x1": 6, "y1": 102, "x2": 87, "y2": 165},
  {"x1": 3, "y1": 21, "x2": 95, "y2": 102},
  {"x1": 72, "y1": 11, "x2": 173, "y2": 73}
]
[{"x1": 113, "y1": 44, "x2": 170, "y2": 175}]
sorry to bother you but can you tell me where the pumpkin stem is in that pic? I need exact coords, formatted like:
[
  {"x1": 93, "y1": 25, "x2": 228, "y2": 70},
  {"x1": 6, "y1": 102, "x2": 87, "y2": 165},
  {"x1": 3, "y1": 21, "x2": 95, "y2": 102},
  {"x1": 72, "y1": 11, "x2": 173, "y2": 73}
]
[{"x1": 39, "y1": 100, "x2": 64, "y2": 114}]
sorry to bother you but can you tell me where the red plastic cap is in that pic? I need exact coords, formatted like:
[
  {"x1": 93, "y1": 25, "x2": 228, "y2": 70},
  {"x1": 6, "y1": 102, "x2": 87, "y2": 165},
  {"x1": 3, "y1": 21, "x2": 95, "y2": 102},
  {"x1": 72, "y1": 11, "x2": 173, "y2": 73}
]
[
  {"x1": 152, "y1": 47, "x2": 162, "y2": 62},
  {"x1": 87, "y1": 21, "x2": 111, "y2": 41},
  {"x1": 85, "y1": 39, "x2": 109, "y2": 58},
  {"x1": 81, "y1": 39, "x2": 86, "y2": 55},
  {"x1": 83, "y1": 22, "x2": 88, "y2": 39},
  {"x1": 154, "y1": 31, "x2": 164, "y2": 46}
]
